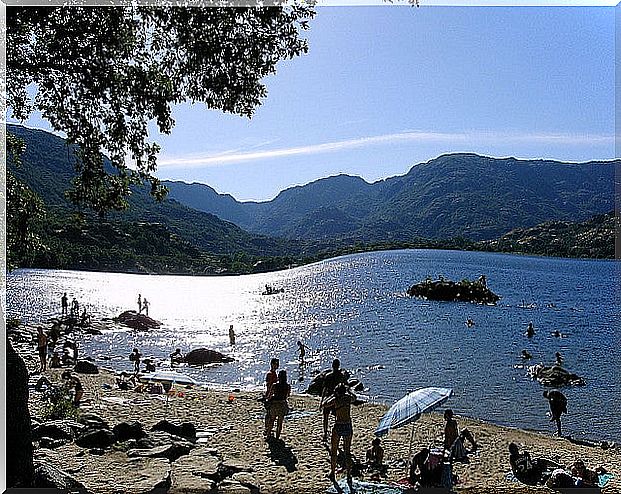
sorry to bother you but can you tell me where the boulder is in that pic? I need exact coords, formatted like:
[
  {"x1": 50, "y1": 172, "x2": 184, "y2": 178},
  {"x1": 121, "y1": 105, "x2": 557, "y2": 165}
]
[
  {"x1": 75, "y1": 429, "x2": 116, "y2": 449},
  {"x1": 74, "y1": 360, "x2": 99, "y2": 374},
  {"x1": 528, "y1": 364, "x2": 586, "y2": 387},
  {"x1": 232, "y1": 472, "x2": 260, "y2": 493},
  {"x1": 183, "y1": 348, "x2": 234, "y2": 365},
  {"x1": 134, "y1": 431, "x2": 195, "y2": 450},
  {"x1": 305, "y1": 369, "x2": 352, "y2": 396},
  {"x1": 113, "y1": 421, "x2": 146, "y2": 442},
  {"x1": 151, "y1": 420, "x2": 197, "y2": 442},
  {"x1": 218, "y1": 479, "x2": 253, "y2": 494},
  {"x1": 218, "y1": 459, "x2": 253, "y2": 479},
  {"x1": 115, "y1": 310, "x2": 162, "y2": 331},
  {"x1": 78, "y1": 413, "x2": 110, "y2": 430},
  {"x1": 33, "y1": 460, "x2": 91, "y2": 492},
  {"x1": 33, "y1": 421, "x2": 77, "y2": 441},
  {"x1": 128, "y1": 443, "x2": 192, "y2": 462},
  {"x1": 39, "y1": 437, "x2": 71, "y2": 449}
]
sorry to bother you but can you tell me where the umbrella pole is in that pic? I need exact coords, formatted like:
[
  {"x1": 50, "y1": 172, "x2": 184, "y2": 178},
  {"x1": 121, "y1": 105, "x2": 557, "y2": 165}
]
[{"x1": 406, "y1": 423, "x2": 415, "y2": 476}]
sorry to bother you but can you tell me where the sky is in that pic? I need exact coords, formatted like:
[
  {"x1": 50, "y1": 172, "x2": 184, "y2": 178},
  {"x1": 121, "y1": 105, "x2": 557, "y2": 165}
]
[{"x1": 10, "y1": 6, "x2": 616, "y2": 201}]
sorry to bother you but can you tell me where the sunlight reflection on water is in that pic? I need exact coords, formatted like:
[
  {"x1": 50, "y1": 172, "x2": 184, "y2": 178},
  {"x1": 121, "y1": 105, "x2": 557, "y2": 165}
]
[{"x1": 7, "y1": 250, "x2": 620, "y2": 442}]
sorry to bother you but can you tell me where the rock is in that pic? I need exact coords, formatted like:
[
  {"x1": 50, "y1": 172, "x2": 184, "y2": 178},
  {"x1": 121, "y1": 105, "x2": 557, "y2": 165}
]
[
  {"x1": 89, "y1": 448, "x2": 106, "y2": 455},
  {"x1": 75, "y1": 429, "x2": 116, "y2": 449},
  {"x1": 218, "y1": 459, "x2": 253, "y2": 479},
  {"x1": 218, "y1": 479, "x2": 253, "y2": 494},
  {"x1": 7, "y1": 339, "x2": 34, "y2": 487},
  {"x1": 348, "y1": 378, "x2": 364, "y2": 392},
  {"x1": 33, "y1": 421, "x2": 75, "y2": 441},
  {"x1": 115, "y1": 310, "x2": 162, "y2": 331},
  {"x1": 183, "y1": 348, "x2": 234, "y2": 365},
  {"x1": 33, "y1": 460, "x2": 90, "y2": 492},
  {"x1": 151, "y1": 420, "x2": 197, "y2": 442},
  {"x1": 113, "y1": 421, "x2": 146, "y2": 442},
  {"x1": 78, "y1": 413, "x2": 110, "y2": 430},
  {"x1": 128, "y1": 443, "x2": 192, "y2": 462},
  {"x1": 407, "y1": 277, "x2": 500, "y2": 304},
  {"x1": 305, "y1": 368, "x2": 352, "y2": 396},
  {"x1": 74, "y1": 360, "x2": 99, "y2": 374},
  {"x1": 528, "y1": 364, "x2": 586, "y2": 387},
  {"x1": 39, "y1": 437, "x2": 70, "y2": 449},
  {"x1": 232, "y1": 472, "x2": 260, "y2": 493},
  {"x1": 172, "y1": 451, "x2": 220, "y2": 483},
  {"x1": 135, "y1": 431, "x2": 195, "y2": 450}
]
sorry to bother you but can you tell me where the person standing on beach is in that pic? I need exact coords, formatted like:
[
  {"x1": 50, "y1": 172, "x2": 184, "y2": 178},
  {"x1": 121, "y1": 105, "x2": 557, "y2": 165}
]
[
  {"x1": 322, "y1": 383, "x2": 356, "y2": 489},
  {"x1": 264, "y1": 358, "x2": 279, "y2": 437},
  {"x1": 61, "y1": 293, "x2": 68, "y2": 317},
  {"x1": 130, "y1": 348, "x2": 142, "y2": 373},
  {"x1": 266, "y1": 370, "x2": 291, "y2": 440},
  {"x1": 36, "y1": 327, "x2": 48, "y2": 372},
  {"x1": 137, "y1": 293, "x2": 142, "y2": 313},
  {"x1": 543, "y1": 389, "x2": 567, "y2": 436},
  {"x1": 321, "y1": 358, "x2": 347, "y2": 442},
  {"x1": 142, "y1": 298, "x2": 150, "y2": 316},
  {"x1": 443, "y1": 409, "x2": 477, "y2": 460},
  {"x1": 229, "y1": 325, "x2": 236, "y2": 345}
]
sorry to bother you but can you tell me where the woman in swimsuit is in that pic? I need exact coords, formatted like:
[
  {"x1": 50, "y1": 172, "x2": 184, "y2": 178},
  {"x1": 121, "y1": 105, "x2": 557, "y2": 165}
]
[{"x1": 322, "y1": 383, "x2": 357, "y2": 487}]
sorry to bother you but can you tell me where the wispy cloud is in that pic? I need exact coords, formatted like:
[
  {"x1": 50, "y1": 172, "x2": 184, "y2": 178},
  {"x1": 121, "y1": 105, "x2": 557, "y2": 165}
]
[{"x1": 158, "y1": 130, "x2": 614, "y2": 169}]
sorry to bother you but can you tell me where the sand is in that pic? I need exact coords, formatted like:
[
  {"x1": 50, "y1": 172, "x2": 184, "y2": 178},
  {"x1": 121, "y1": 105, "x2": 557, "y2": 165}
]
[{"x1": 11, "y1": 321, "x2": 619, "y2": 494}]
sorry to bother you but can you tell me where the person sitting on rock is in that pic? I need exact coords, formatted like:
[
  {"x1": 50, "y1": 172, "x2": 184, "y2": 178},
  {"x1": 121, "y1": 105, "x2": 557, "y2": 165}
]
[
  {"x1": 443, "y1": 409, "x2": 477, "y2": 461},
  {"x1": 555, "y1": 352, "x2": 563, "y2": 366},
  {"x1": 61, "y1": 370, "x2": 83, "y2": 406},
  {"x1": 509, "y1": 443, "x2": 562, "y2": 485},
  {"x1": 365, "y1": 437, "x2": 387, "y2": 478},
  {"x1": 80, "y1": 308, "x2": 91, "y2": 327}
]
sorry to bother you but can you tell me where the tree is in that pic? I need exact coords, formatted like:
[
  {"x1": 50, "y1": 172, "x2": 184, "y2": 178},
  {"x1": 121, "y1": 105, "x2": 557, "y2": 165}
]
[{"x1": 7, "y1": 5, "x2": 314, "y2": 214}]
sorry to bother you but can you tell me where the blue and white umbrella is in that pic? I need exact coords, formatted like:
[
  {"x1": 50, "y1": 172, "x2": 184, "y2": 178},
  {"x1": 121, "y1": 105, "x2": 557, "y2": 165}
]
[
  {"x1": 139, "y1": 370, "x2": 199, "y2": 386},
  {"x1": 375, "y1": 387, "x2": 453, "y2": 469},
  {"x1": 375, "y1": 387, "x2": 453, "y2": 436}
]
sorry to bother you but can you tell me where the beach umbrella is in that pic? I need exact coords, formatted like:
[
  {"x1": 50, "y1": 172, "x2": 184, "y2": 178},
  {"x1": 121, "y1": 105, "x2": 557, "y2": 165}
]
[
  {"x1": 375, "y1": 387, "x2": 453, "y2": 469},
  {"x1": 139, "y1": 370, "x2": 199, "y2": 386}
]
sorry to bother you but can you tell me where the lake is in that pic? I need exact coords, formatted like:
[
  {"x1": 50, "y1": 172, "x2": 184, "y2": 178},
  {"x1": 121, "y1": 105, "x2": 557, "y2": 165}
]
[{"x1": 7, "y1": 249, "x2": 620, "y2": 442}]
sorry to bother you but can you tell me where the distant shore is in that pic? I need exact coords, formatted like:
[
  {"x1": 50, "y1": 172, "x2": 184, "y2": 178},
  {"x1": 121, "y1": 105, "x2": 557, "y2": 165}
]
[{"x1": 12, "y1": 322, "x2": 620, "y2": 493}]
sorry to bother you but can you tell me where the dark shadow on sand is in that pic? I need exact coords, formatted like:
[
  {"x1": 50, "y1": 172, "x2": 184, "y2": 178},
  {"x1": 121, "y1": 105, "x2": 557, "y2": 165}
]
[{"x1": 267, "y1": 437, "x2": 298, "y2": 473}]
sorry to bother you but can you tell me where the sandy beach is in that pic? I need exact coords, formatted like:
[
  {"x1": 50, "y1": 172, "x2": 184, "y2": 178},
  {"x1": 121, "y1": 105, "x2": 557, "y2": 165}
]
[{"x1": 11, "y1": 321, "x2": 619, "y2": 494}]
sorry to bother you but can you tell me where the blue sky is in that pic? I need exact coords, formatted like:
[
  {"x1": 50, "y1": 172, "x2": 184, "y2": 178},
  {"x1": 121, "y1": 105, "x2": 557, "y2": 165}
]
[{"x1": 12, "y1": 6, "x2": 616, "y2": 201}]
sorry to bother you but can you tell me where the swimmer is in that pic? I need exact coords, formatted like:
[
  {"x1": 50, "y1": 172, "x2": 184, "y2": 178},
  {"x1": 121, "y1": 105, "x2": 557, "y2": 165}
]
[
  {"x1": 521, "y1": 349, "x2": 533, "y2": 360},
  {"x1": 466, "y1": 318, "x2": 475, "y2": 328},
  {"x1": 555, "y1": 352, "x2": 563, "y2": 366},
  {"x1": 526, "y1": 322, "x2": 535, "y2": 338}
]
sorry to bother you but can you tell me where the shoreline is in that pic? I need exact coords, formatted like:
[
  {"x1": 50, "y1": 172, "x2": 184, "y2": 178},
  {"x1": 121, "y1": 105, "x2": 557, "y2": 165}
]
[{"x1": 11, "y1": 323, "x2": 620, "y2": 493}]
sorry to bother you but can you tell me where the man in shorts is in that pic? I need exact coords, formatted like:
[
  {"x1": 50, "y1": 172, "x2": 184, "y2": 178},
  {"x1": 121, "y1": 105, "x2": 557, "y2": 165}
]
[
  {"x1": 543, "y1": 389, "x2": 567, "y2": 436},
  {"x1": 321, "y1": 358, "x2": 347, "y2": 442},
  {"x1": 322, "y1": 383, "x2": 357, "y2": 490},
  {"x1": 36, "y1": 327, "x2": 48, "y2": 372}
]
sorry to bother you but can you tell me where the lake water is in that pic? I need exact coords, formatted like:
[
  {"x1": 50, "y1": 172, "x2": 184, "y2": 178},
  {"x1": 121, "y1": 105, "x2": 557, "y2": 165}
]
[{"x1": 7, "y1": 249, "x2": 620, "y2": 442}]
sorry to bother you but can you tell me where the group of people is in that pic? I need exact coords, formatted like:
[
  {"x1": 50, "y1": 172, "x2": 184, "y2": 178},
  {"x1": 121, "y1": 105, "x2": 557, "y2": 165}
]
[
  {"x1": 137, "y1": 293, "x2": 150, "y2": 316},
  {"x1": 261, "y1": 356, "x2": 482, "y2": 490},
  {"x1": 509, "y1": 443, "x2": 605, "y2": 488},
  {"x1": 35, "y1": 325, "x2": 79, "y2": 373}
]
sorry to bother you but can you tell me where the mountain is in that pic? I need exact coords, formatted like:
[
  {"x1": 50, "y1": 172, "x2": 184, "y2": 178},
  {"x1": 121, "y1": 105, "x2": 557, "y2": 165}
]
[
  {"x1": 165, "y1": 153, "x2": 617, "y2": 241},
  {"x1": 7, "y1": 124, "x2": 301, "y2": 262},
  {"x1": 476, "y1": 211, "x2": 618, "y2": 259}
]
